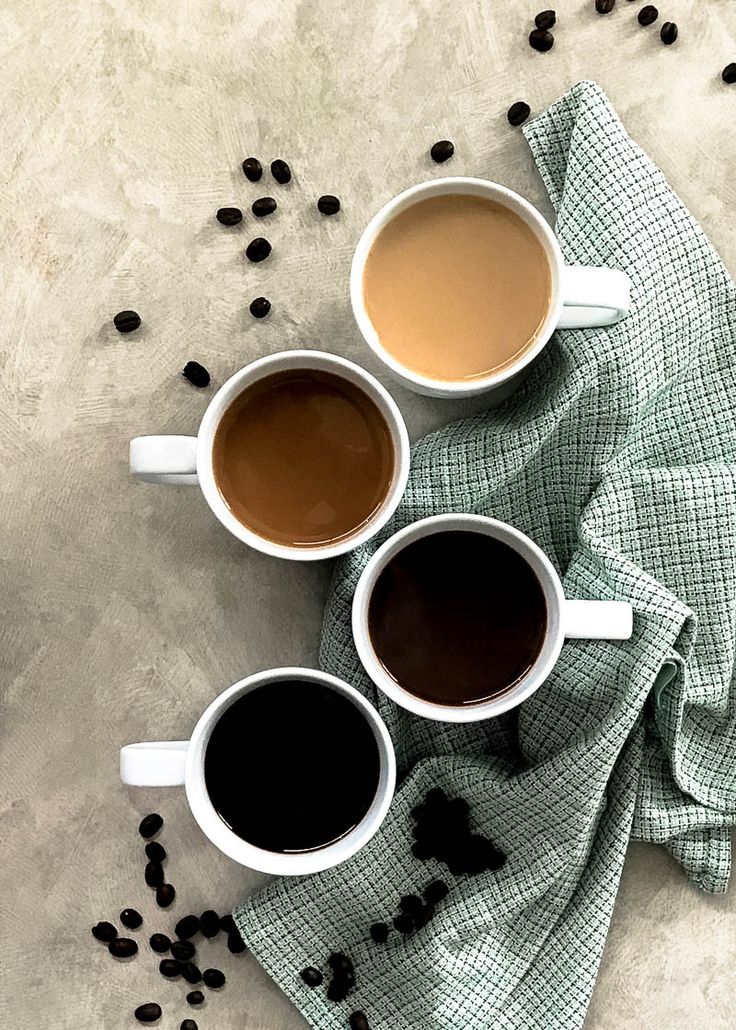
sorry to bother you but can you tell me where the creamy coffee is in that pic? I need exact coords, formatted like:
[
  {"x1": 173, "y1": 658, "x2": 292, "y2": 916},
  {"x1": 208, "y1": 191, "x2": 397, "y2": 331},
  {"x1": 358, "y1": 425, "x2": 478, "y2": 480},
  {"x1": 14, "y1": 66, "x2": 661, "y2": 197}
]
[{"x1": 362, "y1": 194, "x2": 551, "y2": 381}]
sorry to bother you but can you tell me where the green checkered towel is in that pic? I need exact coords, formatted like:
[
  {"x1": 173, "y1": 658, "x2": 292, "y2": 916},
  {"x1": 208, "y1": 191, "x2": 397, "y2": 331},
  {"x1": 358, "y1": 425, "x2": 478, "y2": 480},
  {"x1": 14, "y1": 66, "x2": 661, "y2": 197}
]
[{"x1": 235, "y1": 81, "x2": 736, "y2": 1029}]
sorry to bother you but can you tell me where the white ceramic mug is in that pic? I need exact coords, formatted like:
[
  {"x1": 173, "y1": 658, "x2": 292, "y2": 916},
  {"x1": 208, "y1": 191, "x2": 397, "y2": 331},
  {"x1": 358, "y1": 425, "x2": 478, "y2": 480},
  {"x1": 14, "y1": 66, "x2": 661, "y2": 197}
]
[
  {"x1": 352, "y1": 514, "x2": 634, "y2": 723},
  {"x1": 129, "y1": 350, "x2": 411, "y2": 561},
  {"x1": 350, "y1": 177, "x2": 631, "y2": 398},
  {"x1": 120, "y1": 667, "x2": 396, "y2": 875}
]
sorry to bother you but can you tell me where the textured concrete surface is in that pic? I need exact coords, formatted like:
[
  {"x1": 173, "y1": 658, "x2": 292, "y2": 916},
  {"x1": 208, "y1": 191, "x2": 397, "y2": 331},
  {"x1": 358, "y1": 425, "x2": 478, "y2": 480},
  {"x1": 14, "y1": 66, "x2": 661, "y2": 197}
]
[{"x1": 1, "y1": 1, "x2": 735, "y2": 1027}]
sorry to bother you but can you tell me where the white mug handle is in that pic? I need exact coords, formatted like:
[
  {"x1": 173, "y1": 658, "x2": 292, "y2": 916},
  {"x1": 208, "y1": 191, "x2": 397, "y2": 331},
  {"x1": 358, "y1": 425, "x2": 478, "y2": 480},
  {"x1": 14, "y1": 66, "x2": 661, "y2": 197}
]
[
  {"x1": 129, "y1": 436, "x2": 199, "y2": 486},
  {"x1": 120, "y1": 741, "x2": 190, "y2": 786},
  {"x1": 557, "y1": 266, "x2": 631, "y2": 329},
  {"x1": 563, "y1": 600, "x2": 633, "y2": 640}
]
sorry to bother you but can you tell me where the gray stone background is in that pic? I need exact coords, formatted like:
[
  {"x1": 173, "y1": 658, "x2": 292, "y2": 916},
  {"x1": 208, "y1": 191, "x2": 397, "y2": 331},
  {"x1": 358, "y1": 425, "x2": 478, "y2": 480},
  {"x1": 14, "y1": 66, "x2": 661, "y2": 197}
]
[{"x1": 1, "y1": 0, "x2": 735, "y2": 1027}]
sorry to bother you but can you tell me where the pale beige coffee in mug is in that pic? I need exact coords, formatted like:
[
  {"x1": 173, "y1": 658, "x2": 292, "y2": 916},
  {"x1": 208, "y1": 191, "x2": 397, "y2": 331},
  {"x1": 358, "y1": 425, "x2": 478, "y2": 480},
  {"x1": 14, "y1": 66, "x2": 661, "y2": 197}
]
[{"x1": 362, "y1": 194, "x2": 552, "y2": 382}]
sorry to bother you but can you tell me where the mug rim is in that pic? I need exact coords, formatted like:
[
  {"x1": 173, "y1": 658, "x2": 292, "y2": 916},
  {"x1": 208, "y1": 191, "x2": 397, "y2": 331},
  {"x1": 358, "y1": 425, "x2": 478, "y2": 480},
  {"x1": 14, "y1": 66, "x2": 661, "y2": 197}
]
[
  {"x1": 184, "y1": 667, "x2": 397, "y2": 875},
  {"x1": 352, "y1": 514, "x2": 566, "y2": 723},
  {"x1": 350, "y1": 176, "x2": 565, "y2": 396},
  {"x1": 195, "y1": 350, "x2": 411, "y2": 561}
]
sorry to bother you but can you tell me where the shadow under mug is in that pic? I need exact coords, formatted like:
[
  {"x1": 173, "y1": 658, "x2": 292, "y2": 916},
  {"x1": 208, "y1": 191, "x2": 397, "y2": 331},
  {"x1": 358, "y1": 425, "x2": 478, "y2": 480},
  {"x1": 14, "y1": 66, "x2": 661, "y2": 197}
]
[
  {"x1": 129, "y1": 350, "x2": 411, "y2": 561},
  {"x1": 350, "y1": 177, "x2": 632, "y2": 399},
  {"x1": 120, "y1": 667, "x2": 397, "y2": 875},
  {"x1": 352, "y1": 514, "x2": 634, "y2": 723}
]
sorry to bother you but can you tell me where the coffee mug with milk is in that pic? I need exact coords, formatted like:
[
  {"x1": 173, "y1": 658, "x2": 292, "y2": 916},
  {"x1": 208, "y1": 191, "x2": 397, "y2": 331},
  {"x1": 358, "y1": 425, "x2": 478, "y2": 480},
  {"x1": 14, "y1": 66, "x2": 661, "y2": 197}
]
[
  {"x1": 130, "y1": 350, "x2": 410, "y2": 560},
  {"x1": 352, "y1": 514, "x2": 633, "y2": 723},
  {"x1": 120, "y1": 667, "x2": 396, "y2": 875},
  {"x1": 351, "y1": 177, "x2": 631, "y2": 398}
]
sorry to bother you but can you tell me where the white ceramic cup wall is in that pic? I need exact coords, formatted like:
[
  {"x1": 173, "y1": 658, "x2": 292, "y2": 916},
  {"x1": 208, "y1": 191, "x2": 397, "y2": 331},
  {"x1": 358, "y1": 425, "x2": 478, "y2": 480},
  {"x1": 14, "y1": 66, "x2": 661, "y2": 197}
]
[
  {"x1": 350, "y1": 177, "x2": 631, "y2": 398},
  {"x1": 352, "y1": 514, "x2": 634, "y2": 723},
  {"x1": 129, "y1": 350, "x2": 411, "y2": 561},
  {"x1": 120, "y1": 668, "x2": 396, "y2": 875}
]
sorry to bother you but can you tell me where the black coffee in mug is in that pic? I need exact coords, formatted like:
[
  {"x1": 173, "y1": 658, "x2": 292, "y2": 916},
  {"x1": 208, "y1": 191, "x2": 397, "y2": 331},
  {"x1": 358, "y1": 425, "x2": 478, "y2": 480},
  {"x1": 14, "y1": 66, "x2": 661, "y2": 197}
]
[
  {"x1": 204, "y1": 679, "x2": 381, "y2": 853},
  {"x1": 368, "y1": 530, "x2": 547, "y2": 706}
]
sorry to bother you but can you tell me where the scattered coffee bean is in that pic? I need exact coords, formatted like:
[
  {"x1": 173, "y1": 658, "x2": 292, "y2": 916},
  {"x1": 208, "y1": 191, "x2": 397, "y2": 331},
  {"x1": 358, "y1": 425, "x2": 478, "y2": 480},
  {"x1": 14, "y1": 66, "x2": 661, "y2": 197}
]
[
  {"x1": 175, "y1": 915, "x2": 200, "y2": 940},
  {"x1": 398, "y1": 895, "x2": 424, "y2": 917},
  {"x1": 181, "y1": 361, "x2": 211, "y2": 388},
  {"x1": 637, "y1": 5, "x2": 658, "y2": 25},
  {"x1": 171, "y1": 940, "x2": 196, "y2": 961},
  {"x1": 528, "y1": 28, "x2": 554, "y2": 51},
  {"x1": 534, "y1": 9, "x2": 556, "y2": 29},
  {"x1": 423, "y1": 880, "x2": 449, "y2": 904},
  {"x1": 92, "y1": 921, "x2": 117, "y2": 942},
  {"x1": 249, "y1": 296, "x2": 271, "y2": 319},
  {"x1": 120, "y1": 908, "x2": 143, "y2": 930},
  {"x1": 317, "y1": 195, "x2": 340, "y2": 215},
  {"x1": 414, "y1": 903, "x2": 435, "y2": 930},
  {"x1": 138, "y1": 813, "x2": 163, "y2": 839},
  {"x1": 109, "y1": 937, "x2": 138, "y2": 959},
  {"x1": 242, "y1": 158, "x2": 263, "y2": 182},
  {"x1": 145, "y1": 841, "x2": 166, "y2": 864},
  {"x1": 149, "y1": 934, "x2": 171, "y2": 954},
  {"x1": 181, "y1": 1021, "x2": 198, "y2": 1030},
  {"x1": 227, "y1": 931, "x2": 246, "y2": 954},
  {"x1": 186, "y1": 991, "x2": 204, "y2": 1006},
  {"x1": 349, "y1": 1013, "x2": 371, "y2": 1030},
  {"x1": 328, "y1": 953, "x2": 353, "y2": 976},
  {"x1": 723, "y1": 63, "x2": 736, "y2": 84},
  {"x1": 252, "y1": 197, "x2": 277, "y2": 217},
  {"x1": 270, "y1": 159, "x2": 292, "y2": 184},
  {"x1": 595, "y1": 0, "x2": 615, "y2": 13},
  {"x1": 429, "y1": 140, "x2": 454, "y2": 163},
  {"x1": 219, "y1": 914, "x2": 237, "y2": 935},
  {"x1": 156, "y1": 883, "x2": 175, "y2": 908},
  {"x1": 507, "y1": 101, "x2": 531, "y2": 127},
  {"x1": 159, "y1": 959, "x2": 181, "y2": 978},
  {"x1": 199, "y1": 909, "x2": 220, "y2": 938},
  {"x1": 134, "y1": 1002, "x2": 162, "y2": 1023},
  {"x1": 113, "y1": 310, "x2": 141, "y2": 334},
  {"x1": 300, "y1": 967, "x2": 324, "y2": 987},
  {"x1": 326, "y1": 981, "x2": 351, "y2": 1003},
  {"x1": 181, "y1": 963, "x2": 202, "y2": 984},
  {"x1": 369, "y1": 922, "x2": 389, "y2": 943},
  {"x1": 203, "y1": 967, "x2": 226, "y2": 989},
  {"x1": 145, "y1": 861, "x2": 164, "y2": 888},
  {"x1": 216, "y1": 207, "x2": 243, "y2": 226},
  {"x1": 660, "y1": 21, "x2": 677, "y2": 44},
  {"x1": 245, "y1": 237, "x2": 272, "y2": 262},
  {"x1": 392, "y1": 914, "x2": 414, "y2": 934}
]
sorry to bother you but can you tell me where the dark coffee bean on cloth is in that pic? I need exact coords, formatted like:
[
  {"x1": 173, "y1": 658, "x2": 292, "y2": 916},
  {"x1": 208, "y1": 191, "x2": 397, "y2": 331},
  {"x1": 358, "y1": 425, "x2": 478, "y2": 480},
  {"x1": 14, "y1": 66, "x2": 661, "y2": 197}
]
[
  {"x1": 349, "y1": 1013, "x2": 371, "y2": 1030},
  {"x1": 216, "y1": 207, "x2": 242, "y2": 226},
  {"x1": 186, "y1": 990, "x2": 204, "y2": 1005},
  {"x1": 423, "y1": 880, "x2": 449, "y2": 903},
  {"x1": 109, "y1": 937, "x2": 138, "y2": 958},
  {"x1": 159, "y1": 959, "x2": 180, "y2": 978},
  {"x1": 138, "y1": 814, "x2": 163, "y2": 839},
  {"x1": 120, "y1": 908, "x2": 142, "y2": 930},
  {"x1": 252, "y1": 197, "x2": 277, "y2": 217},
  {"x1": 595, "y1": 0, "x2": 615, "y2": 13},
  {"x1": 300, "y1": 966, "x2": 323, "y2": 987},
  {"x1": 199, "y1": 909, "x2": 220, "y2": 937},
  {"x1": 528, "y1": 28, "x2": 554, "y2": 51},
  {"x1": 171, "y1": 940, "x2": 195, "y2": 961},
  {"x1": 149, "y1": 933, "x2": 170, "y2": 953},
  {"x1": 155, "y1": 883, "x2": 175, "y2": 908},
  {"x1": 245, "y1": 237, "x2": 271, "y2": 262},
  {"x1": 392, "y1": 914, "x2": 414, "y2": 934},
  {"x1": 637, "y1": 5, "x2": 658, "y2": 25},
  {"x1": 181, "y1": 361, "x2": 210, "y2": 388},
  {"x1": 660, "y1": 21, "x2": 677, "y2": 44},
  {"x1": 113, "y1": 310, "x2": 141, "y2": 334},
  {"x1": 317, "y1": 195, "x2": 340, "y2": 215},
  {"x1": 91, "y1": 921, "x2": 117, "y2": 942},
  {"x1": 134, "y1": 1003, "x2": 162, "y2": 1023},
  {"x1": 145, "y1": 861, "x2": 164, "y2": 888},
  {"x1": 369, "y1": 922, "x2": 389, "y2": 943},
  {"x1": 270, "y1": 159, "x2": 291, "y2": 184},
  {"x1": 507, "y1": 101, "x2": 531, "y2": 126},
  {"x1": 242, "y1": 157, "x2": 263, "y2": 181},
  {"x1": 202, "y1": 967, "x2": 225, "y2": 988},
  {"x1": 175, "y1": 915, "x2": 200, "y2": 939},
  {"x1": 723, "y1": 63, "x2": 736, "y2": 84},
  {"x1": 398, "y1": 895, "x2": 423, "y2": 917},
  {"x1": 429, "y1": 140, "x2": 454, "y2": 163},
  {"x1": 534, "y1": 9, "x2": 555, "y2": 29},
  {"x1": 145, "y1": 841, "x2": 166, "y2": 863}
]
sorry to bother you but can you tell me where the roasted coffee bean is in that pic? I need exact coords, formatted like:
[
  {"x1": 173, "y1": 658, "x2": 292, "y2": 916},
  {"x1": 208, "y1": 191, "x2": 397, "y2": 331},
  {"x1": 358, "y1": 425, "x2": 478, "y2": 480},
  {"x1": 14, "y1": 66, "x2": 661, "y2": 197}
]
[
  {"x1": 349, "y1": 1013, "x2": 371, "y2": 1030},
  {"x1": 203, "y1": 967, "x2": 226, "y2": 989},
  {"x1": 249, "y1": 296, "x2": 271, "y2": 319},
  {"x1": 149, "y1": 933, "x2": 171, "y2": 954},
  {"x1": 219, "y1": 913, "x2": 237, "y2": 935},
  {"x1": 156, "y1": 883, "x2": 175, "y2": 908},
  {"x1": 120, "y1": 908, "x2": 143, "y2": 930},
  {"x1": 392, "y1": 913, "x2": 414, "y2": 934},
  {"x1": 245, "y1": 237, "x2": 272, "y2": 262},
  {"x1": 270, "y1": 159, "x2": 292, "y2": 184},
  {"x1": 181, "y1": 361, "x2": 211, "y2": 388},
  {"x1": 181, "y1": 963, "x2": 202, "y2": 984},
  {"x1": 145, "y1": 861, "x2": 164, "y2": 888},
  {"x1": 134, "y1": 1002, "x2": 162, "y2": 1023},
  {"x1": 171, "y1": 940, "x2": 196, "y2": 961},
  {"x1": 317, "y1": 195, "x2": 340, "y2": 215},
  {"x1": 399, "y1": 895, "x2": 424, "y2": 917},
  {"x1": 423, "y1": 880, "x2": 449, "y2": 904},
  {"x1": 181, "y1": 1021, "x2": 198, "y2": 1030},
  {"x1": 328, "y1": 952, "x2": 353, "y2": 975},
  {"x1": 534, "y1": 9, "x2": 556, "y2": 29},
  {"x1": 242, "y1": 157, "x2": 263, "y2": 182},
  {"x1": 660, "y1": 21, "x2": 677, "y2": 44},
  {"x1": 175, "y1": 915, "x2": 200, "y2": 939},
  {"x1": 326, "y1": 980, "x2": 351, "y2": 1003},
  {"x1": 113, "y1": 310, "x2": 141, "y2": 334},
  {"x1": 723, "y1": 63, "x2": 736, "y2": 84},
  {"x1": 216, "y1": 207, "x2": 243, "y2": 226},
  {"x1": 637, "y1": 5, "x2": 657, "y2": 25},
  {"x1": 186, "y1": 990, "x2": 204, "y2": 1005},
  {"x1": 145, "y1": 841, "x2": 166, "y2": 863},
  {"x1": 159, "y1": 959, "x2": 181, "y2": 978},
  {"x1": 109, "y1": 937, "x2": 138, "y2": 958},
  {"x1": 138, "y1": 813, "x2": 163, "y2": 838},
  {"x1": 92, "y1": 921, "x2": 117, "y2": 942},
  {"x1": 507, "y1": 101, "x2": 531, "y2": 127},
  {"x1": 369, "y1": 922, "x2": 389, "y2": 943},
  {"x1": 430, "y1": 140, "x2": 454, "y2": 163},
  {"x1": 528, "y1": 28, "x2": 554, "y2": 51},
  {"x1": 595, "y1": 0, "x2": 615, "y2": 13},
  {"x1": 199, "y1": 909, "x2": 220, "y2": 938},
  {"x1": 252, "y1": 197, "x2": 277, "y2": 217},
  {"x1": 227, "y1": 931, "x2": 246, "y2": 953},
  {"x1": 300, "y1": 966, "x2": 324, "y2": 987}
]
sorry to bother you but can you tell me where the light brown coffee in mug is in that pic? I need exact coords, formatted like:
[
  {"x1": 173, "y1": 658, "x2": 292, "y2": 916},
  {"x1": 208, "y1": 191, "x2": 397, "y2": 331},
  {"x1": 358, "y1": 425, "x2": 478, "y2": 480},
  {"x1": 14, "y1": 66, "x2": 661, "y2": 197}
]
[
  {"x1": 362, "y1": 194, "x2": 552, "y2": 381},
  {"x1": 212, "y1": 369, "x2": 395, "y2": 547}
]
